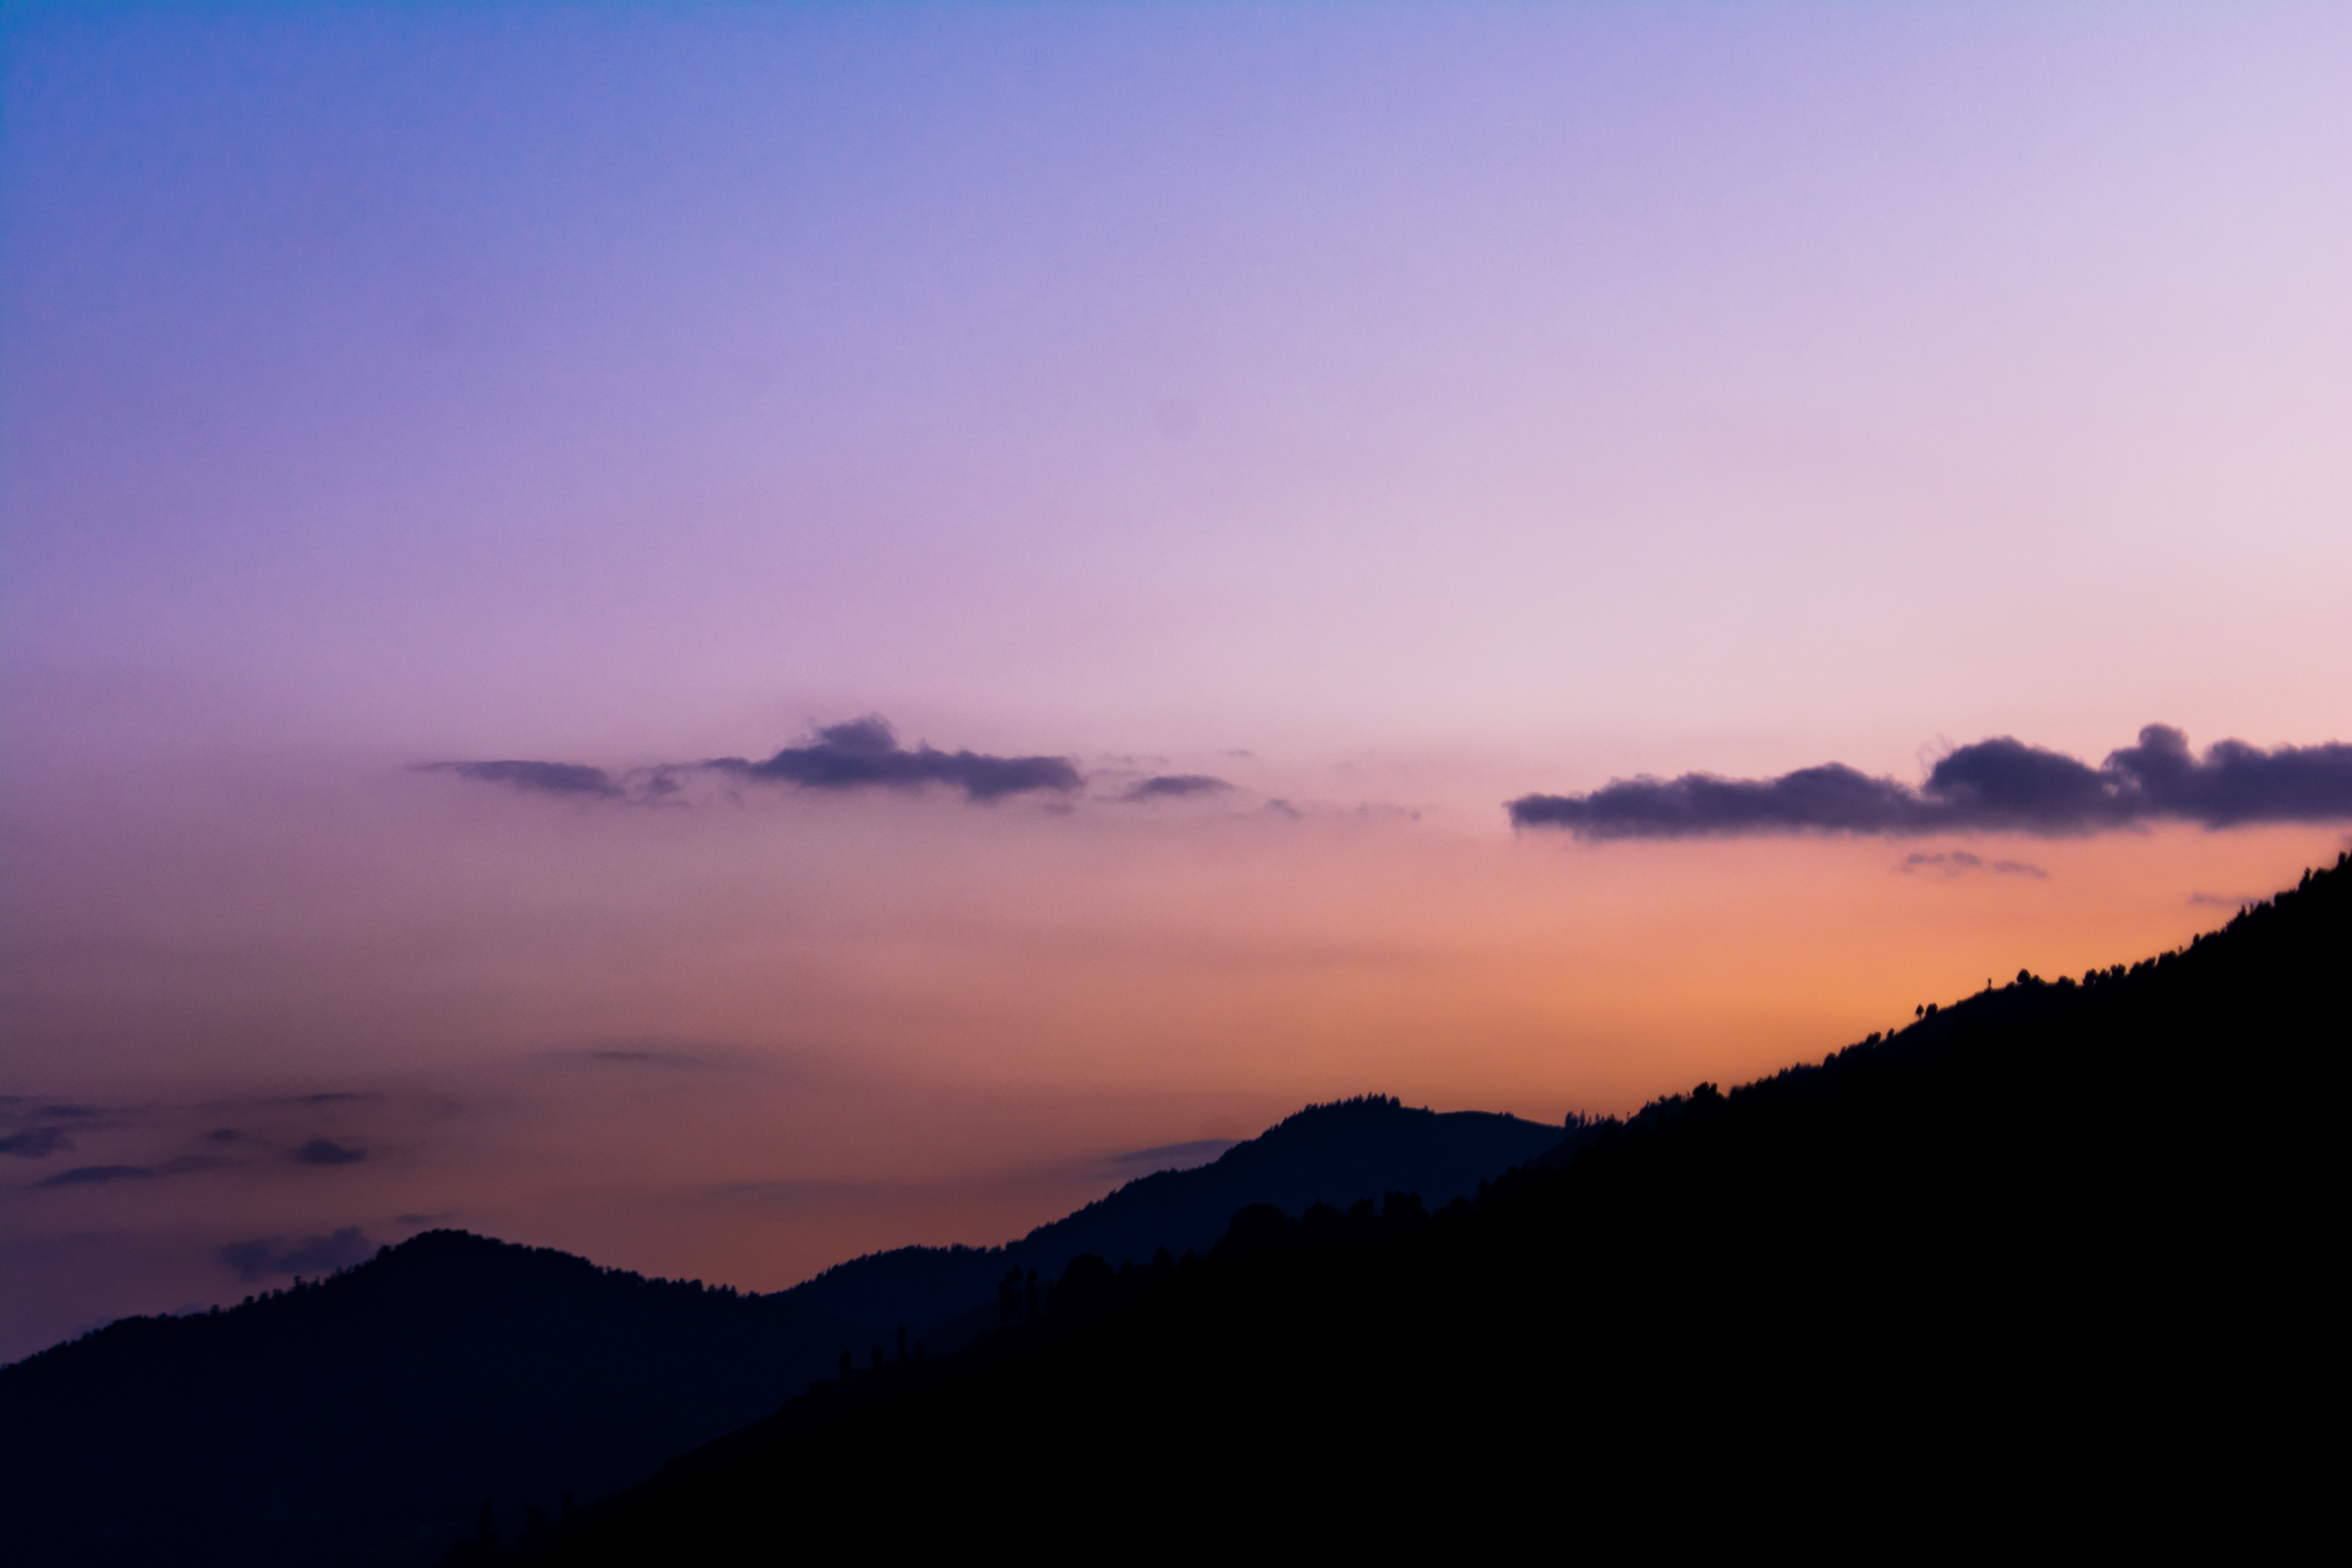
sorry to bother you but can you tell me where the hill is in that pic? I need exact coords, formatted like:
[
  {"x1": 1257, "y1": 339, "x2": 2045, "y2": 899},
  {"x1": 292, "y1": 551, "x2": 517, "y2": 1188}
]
[
  {"x1": 532, "y1": 855, "x2": 2345, "y2": 1555},
  {"x1": 777, "y1": 1097, "x2": 1568, "y2": 1337},
  {"x1": 0, "y1": 1232, "x2": 857, "y2": 1566},
  {"x1": 0, "y1": 1097, "x2": 1568, "y2": 1565}
]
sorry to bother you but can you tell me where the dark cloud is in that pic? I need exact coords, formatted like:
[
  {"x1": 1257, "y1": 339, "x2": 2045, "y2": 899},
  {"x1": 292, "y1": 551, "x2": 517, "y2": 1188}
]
[
  {"x1": 291, "y1": 1092, "x2": 376, "y2": 1105},
  {"x1": 1121, "y1": 774, "x2": 1233, "y2": 802},
  {"x1": 1901, "y1": 852, "x2": 2048, "y2": 880},
  {"x1": 1508, "y1": 726, "x2": 2352, "y2": 840},
  {"x1": 204, "y1": 1128, "x2": 247, "y2": 1143},
  {"x1": 708, "y1": 716, "x2": 1083, "y2": 802},
  {"x1": 34, "y1": 1158, "x2": 208, "y2": 1187},
  {"x1": 416, "y1": 760, "x2": 621, "y2": 798},
  {"x1": 422, "y1": 716, "x2": 1086, "y2": 808},
  {"x1": 293, "y1": 1139, "x2": 367, "y2": 1167},
  {"x1": 0, "y1": 1127, "x2": 74, "y2": 1159},
  {"x1": 221, "y1": 1227, "x2": 374, "y2": 1283},
  {"x1": 37, "y1": 1104, "x2": 98, "y2": 1119},
  {"x1": 38, "y1": 1164, "x2": 155, "y2": 1187}
]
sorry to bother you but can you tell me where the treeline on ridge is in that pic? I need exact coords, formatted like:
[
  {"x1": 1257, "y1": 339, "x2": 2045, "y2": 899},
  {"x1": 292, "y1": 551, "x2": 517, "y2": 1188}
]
[{"x1": 516, "y1": 854, "x2": 2343, "y2": 1557}]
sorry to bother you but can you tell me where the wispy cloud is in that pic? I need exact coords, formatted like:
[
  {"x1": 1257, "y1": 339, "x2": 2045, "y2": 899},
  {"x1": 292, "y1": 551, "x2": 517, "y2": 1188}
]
[
  {"x1": 1100, "y1": 1138, "x2": 1238, "y2": 1178},
  {"x1": 1509, "y1": 726, "x2": 2352, "y2": 839},
  {"x1": 426, "y1": 715, "x2": 1085, "y2": 807},
  {"x1": 577, "y1": 1046, "x2": 716, "y2": 1069},
  {"x1": 293, "y1": 1139, "x2": 367, "y2": 1167},
  {"x1": 220, "y1": 1228, "x2": 374, "y2": 1283},
  {"x1": 1900, "y1": 851, "x2": 2048, "y2": 880},
  {"x1": 0, "y1": 1127, "x2": 75, "y2": 1159},
  {"x1": 414, "y1": 760, "x2": 621, "y2": 799},
  {"x1": 35, "y1": 1156, "x2": 210, "y2": 1189},
  {"x1": 706, "y1": 1178, "x2": 889, "y2": 1205},
  {"x1": 1120, "y1": 774, "x2": 1232, "y2": 802}
]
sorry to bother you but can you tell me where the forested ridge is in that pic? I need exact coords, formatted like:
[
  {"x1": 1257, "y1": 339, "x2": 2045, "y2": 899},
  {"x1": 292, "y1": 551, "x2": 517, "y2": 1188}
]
[
  {"x1": 0, "y1": 1087, "x2": 1561, "y2": 1564},
  {"x1": 5, "y1": 857, "x2": 2336, "y2": 1561},
  {"x1": 774, "y1": 1097, "x2": 1564, "y2": 1335},
  {"x1": 521, "y1": 853, "x2": 2344, "y2": 1558}
]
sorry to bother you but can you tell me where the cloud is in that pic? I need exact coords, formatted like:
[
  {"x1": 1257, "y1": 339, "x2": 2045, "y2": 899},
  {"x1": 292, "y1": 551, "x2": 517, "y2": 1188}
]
[
  {"x1": 34, "y1": 1157, "x2": 209, "y2": 1188},
  {"x1": 416, "y1": 760, "x2": 621, "y2": 798},
  {"x1": 1101, "y1": 1138, "x2": 1238, "y2": 1178},
  {"x1": 1900, "y1": 851, "x2": 2048, "y2": 880},
  {"x1": 2187, "y1": 891, "x2": 2264, "y2": 910},
  {"x1": 708, "y1": 1178, "x2": 886, "y2": 1205},
  {"x1": 710, "y1": 716, "x2": 1083, "y2": 802},
  {"x1": 221, "y1": 1227, "x2": 374, "y2": 1283},
  {"x1": 0, "y1": 1127, "x2": 74, "y2": 1158},
  {"x1": 579, "y1": 1046, "x2": 712, "y2": 1068},
  {"x1": 1508, "y1": 726, "x2": 2352, "y2": 839},
  {"x1": 423, "y1": 716, "x2": 1087, "y2": 807},
  {"x1": 1120, "y1": 774, "x2": 1233, "y2": 802},
  {"x1": 293, "y1": 1139, "x2": 367, "y2": 1166},
  {"x1": 37, "y1": 1164, "x2": 155, "y2": 1187}
]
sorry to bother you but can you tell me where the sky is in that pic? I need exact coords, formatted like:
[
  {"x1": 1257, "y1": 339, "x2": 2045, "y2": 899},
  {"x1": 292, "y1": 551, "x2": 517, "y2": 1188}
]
[{"x1": 4, "y1": 1, "x2": 2348, "y2": 1362}]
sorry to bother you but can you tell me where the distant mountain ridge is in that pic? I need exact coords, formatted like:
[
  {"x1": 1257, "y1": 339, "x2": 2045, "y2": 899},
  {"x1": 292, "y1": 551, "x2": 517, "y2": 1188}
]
[
  {"x1": 0, "y1": 1231, "x2": 858, "y2": 1568},
  {"x1": 780, "y1": 1096, "x2": 1569, "y2": 1332},
  {"x1": 0, "y1": 1093, "x2": 1573, "y2": 1567}
]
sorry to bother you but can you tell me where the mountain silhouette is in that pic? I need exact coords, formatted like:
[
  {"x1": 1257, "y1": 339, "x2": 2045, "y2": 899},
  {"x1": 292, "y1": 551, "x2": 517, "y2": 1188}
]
[
  {"x1": 0, "y1": 1232, "x2": 857, "y2": 1567},
  {"x1": 520, "y1": 855, "x2": 2343, "y2": 1557},
  {"x1": 0, "y1": 1097, "x2": 1564, "y2": 1565},
  {"x1": 777, "y1": 1096, "x2": 1567, "y2": 1338}
]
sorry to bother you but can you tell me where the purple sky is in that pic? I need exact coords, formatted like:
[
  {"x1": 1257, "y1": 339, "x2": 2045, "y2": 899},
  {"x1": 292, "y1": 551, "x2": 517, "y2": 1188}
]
[{"x1": 4, "y1": 2, "x2": 2348, "y2": 1361}]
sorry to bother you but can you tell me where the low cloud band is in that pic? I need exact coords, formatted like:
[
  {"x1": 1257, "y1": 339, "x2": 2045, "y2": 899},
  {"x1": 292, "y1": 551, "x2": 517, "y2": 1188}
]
[{"x1": 1507, "y1": 726, "x2": 2352, "y2": 840}]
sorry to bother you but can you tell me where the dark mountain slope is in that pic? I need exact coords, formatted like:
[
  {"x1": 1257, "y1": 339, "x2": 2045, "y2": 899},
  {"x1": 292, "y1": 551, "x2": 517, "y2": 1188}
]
[
  {"x1": 779, "y1": 1098, "x2": 1566, "y2": 1332},
  {"x1": 542, "y1": 855, "x2": 2346, "y2": 1556},
  {"x1": 0, "y1": 1232, "x2": 857, "y2": 1568},
  {"x1": 0, "y1": 1099, "x2": 1566, "y2": 1565}
]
